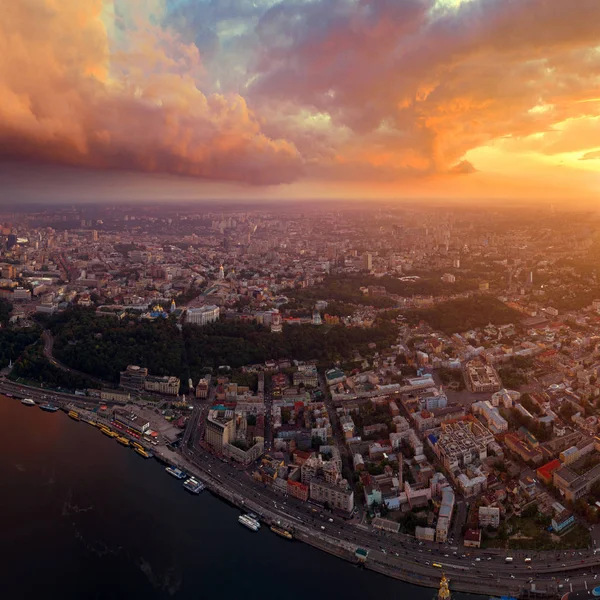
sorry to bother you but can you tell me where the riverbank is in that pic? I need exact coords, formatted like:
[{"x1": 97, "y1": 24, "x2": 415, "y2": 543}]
[{"x1": 1, "y1": 396, "x2": 476, "y2": 600}]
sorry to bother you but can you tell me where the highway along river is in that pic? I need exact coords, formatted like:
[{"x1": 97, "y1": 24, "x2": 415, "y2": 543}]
[{"x1": 0, "y1": 396, "x2": 483, "y2": 599}]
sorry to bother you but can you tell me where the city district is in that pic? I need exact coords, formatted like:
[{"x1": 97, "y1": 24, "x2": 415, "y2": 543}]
[{"x1": 2, "y1": 204, "x2": 600, "y2": 599}]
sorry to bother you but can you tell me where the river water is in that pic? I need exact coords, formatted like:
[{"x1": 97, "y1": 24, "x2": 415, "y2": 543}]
[{"x1": 0, "y1": 396, "x2": 484, "y2": 599}]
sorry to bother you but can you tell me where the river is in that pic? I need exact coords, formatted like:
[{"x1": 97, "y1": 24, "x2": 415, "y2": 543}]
[{"x1": 0, "y1": 396, "x2": 484, "y2": 599}]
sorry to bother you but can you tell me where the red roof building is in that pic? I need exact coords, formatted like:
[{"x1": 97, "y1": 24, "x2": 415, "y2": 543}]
[{"x1": 536, "y1": 459, "x2": 562, "y2": 484}]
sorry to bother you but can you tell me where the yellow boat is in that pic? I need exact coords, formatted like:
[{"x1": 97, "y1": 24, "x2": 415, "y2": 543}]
[
  {"x1": 84, "y1": 419, "x2": 97, "y2": 427},
  {"x1": 133, "y1": 442, "x2": 144, "y2": 451},
  {"x1": 67, "y1": 410, "x2": 80, "y2": 421},
  {"x1": 116, "y1": 436, "x2": 130, "y2": 447},
  {"x1": 270, "y1": 525, "x2": 293, "y2": 540},
  {"x1": 135, "y1": 447, "x2": 152, "y2": 458},
  {"x1": 100, "y1": 427, "x2": 118, "y2": 438}
]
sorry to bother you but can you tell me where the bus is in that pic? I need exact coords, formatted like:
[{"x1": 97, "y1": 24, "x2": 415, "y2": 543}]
[{"x1": 432, "y1": 563, "x2": 443, "y2": 569}]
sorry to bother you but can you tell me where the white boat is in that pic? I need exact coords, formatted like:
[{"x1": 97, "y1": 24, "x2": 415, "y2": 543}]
[
  {"x1": 165, "y1": 466, "x2": 187, "y2": 480},
  {"x1": 21, "y1": 398, "x2": 36, "y2": 406},
  {"x1": 238, "y1": 514, "x2": 260, "y2": 531},
  {"x1": 183, "y1": 477, "x2": 205, "y2": 494}
]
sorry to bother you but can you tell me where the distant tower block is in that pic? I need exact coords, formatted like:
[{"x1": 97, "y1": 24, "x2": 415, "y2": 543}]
[
  {"x1": 218, "y1": 265, "x2": 225, "y2": 280},
  {"x1": 170, "y1": 299, "x2": 176, "y2": 313}
]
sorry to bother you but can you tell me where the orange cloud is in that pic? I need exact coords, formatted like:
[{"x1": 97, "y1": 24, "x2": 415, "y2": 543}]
[
  {"x1": 2, "y1": 0, "x2": 600, "y2": 198},
  {"x1": 0, "y1": 0, "x2": 302, "y2": 185}
]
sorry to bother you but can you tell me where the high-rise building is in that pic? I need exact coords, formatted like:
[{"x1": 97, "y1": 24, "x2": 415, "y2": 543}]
[
  {"x1": 205, "y1": 410, "x2": 235, "y2": 452},
  {"x1": 91, "y1": 230, "x2": 98, "y2": 242},
  {"x1": 362, "y1": 252, "x2": 372, "y2": 271}
]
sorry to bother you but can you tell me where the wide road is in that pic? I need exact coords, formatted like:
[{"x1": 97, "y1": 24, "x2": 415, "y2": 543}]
[{"x1": 177, "y1": 412, "x2": 600, "y2": 599}]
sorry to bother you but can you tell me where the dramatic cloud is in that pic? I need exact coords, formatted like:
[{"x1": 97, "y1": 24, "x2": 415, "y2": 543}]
[
  {"x1": 1, "y1": 0, "x2": 600, "y2": 196},
  {"x1": 0, "y1": 0, "x2": 302, "y2": 185},
  {"x1": 246, "y1": 0, "x2": 600, "y2": 178}
]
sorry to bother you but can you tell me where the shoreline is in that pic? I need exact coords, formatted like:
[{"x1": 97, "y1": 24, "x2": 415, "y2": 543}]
[{"x1": 0, "y1": 388, "x2": 575, "y2": 598}]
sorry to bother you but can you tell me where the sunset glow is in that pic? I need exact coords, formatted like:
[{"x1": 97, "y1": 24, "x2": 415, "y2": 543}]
[{"x1": 1, "y1": 0, "x2": 600, "y2": 201}]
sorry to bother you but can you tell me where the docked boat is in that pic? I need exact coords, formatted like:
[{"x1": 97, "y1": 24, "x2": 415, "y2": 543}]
[
  {"x1": 183, "y1": 477, "x2": 205, "y2": 494},
  {"x1": 238, "y1": 514, "x2": 260, "y2": 531},
  {"x1": 165, "y1": 467, "x2": 187, "y2": 479},
  {"x1": 67, "y1": 410, "x2": 80, "y2": 421},
  {"x1": 21, "y1": 398, "x2": 36, "y2": 406},
  {"x1": 5, "y1": 393, "x2": 13, "y2": 398},
  {"x1": 116, "y1": 436, "x2": 130, "y2": 447},
  {"x1": 247, "y1": 512, "x2": 261, "y2": 526},
  {"x1": 100, "y1": 426, "x2": 118, "y2": 438},
  {"x1": 39, "y1": 403, "x2": 59, "y2": 412},
  {"x1": 84, "y1": 419, "x2": 97, "y2": 427},
  {"x1": 270, "y1": 525, "x2": 293, "y2": 540},
  {"x1": 133, "y1": 442, "x2": 144, "y2": 451},
  {"x1": 135, "y1": 447, "x2": 153, "y2": 459}
]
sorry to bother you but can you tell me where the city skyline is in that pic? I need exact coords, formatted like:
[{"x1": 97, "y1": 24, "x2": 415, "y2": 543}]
[{"x1": 1, "y1": 0, "x2": 600, "y2": 203}]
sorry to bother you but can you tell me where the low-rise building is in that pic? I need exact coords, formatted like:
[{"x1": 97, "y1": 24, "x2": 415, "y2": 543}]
[
  {"x1": 478, "y1": 506, "x2": 500, "y2": 529},
  {"x1": 463, "y1": 528, "x2": 482, "y2": 548},
  {"x1": 223, "y1": 440, "x2": 264, "y2": 465},
  {"x1": 100, "y1": 389, "x2": 130, "y2": 403},
  {"x1": 552, "y1": 509, "x2": 575, "y2": 533},
  {"x1": 119, "y1": 365, "x2": 148, "y2": 390},
  {"x1": 113, "y1": 408, "x2": 149, "y2": 435},
  {"x1": 415, "y1": 526, "x2": 436, "y2": 542},
  {"x1": 144, "y1": 375, "x2": 180, "y2": 396},
  {"x1": 309, "y1": 477, "x2": 354, "y2": 513},
  {"x1": 287, "y1": 479, "x2": 309, "y2": 502}
]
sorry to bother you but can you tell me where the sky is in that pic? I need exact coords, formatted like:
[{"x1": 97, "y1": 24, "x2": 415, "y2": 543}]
[{"x1": 1, "y1": 0, "x2": 599, "y2": 203}]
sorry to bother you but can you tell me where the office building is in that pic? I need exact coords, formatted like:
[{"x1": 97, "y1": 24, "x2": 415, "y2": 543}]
[{"x1": 186, "y1": 305, "x2": 220, "y2": 326}]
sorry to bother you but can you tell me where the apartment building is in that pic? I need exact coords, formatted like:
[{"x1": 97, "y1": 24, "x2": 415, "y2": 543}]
[
  {"x1": 144, "y1": 375, "x2": 180, "y2": 396},
  {"x1": 205, "y1": 410, "x2": 236, "y2": 453},
  {"x1": 309, "y1": 477, "x2": 354, "y2": 513},
  {"x1": 478, "y1": 506, "x2": 500, "y2": 528}
]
